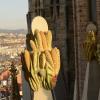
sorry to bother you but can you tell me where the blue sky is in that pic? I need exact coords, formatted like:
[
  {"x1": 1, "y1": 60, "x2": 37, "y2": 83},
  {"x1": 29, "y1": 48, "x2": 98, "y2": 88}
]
[{"x1": 0, "y1": 0, "x2": 28, "y2": 29}]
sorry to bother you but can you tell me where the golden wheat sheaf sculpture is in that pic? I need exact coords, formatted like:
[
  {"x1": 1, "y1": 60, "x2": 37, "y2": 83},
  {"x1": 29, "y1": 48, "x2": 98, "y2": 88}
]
[
  {"x1": 21, "y1": 30, "x2": 61, "y2": 91},
  {"x1": 83, "y1": 31, "x2": 97, "y2": 61}
]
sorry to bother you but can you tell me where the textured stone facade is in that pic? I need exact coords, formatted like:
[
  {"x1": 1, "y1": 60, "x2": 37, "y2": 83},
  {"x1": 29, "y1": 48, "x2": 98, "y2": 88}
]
[
  {"x1": 73, "y1": 0, "x2": 90, "y2": 99},
  {"x1": 96, "y1": 0, "x2": 100, "y2": 42},
  {"x1": 73, "y1": 0, "x2": 100, "y2": 99},
  {"x1": 27, "y1": 0, "x2": 100, "y2": 100},
  {"x1": 27, "y1": 0, "x2": 75, "y2": 100}
]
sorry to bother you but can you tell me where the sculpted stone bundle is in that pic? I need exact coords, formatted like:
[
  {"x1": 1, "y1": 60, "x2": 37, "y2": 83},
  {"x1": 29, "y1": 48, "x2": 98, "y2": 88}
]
[
  {"x1": 83, "y1": 31, "x2": 97, "y2": 61},
  {"x1": 22, "y1": 30, "x2": 60, "y2": 91}
]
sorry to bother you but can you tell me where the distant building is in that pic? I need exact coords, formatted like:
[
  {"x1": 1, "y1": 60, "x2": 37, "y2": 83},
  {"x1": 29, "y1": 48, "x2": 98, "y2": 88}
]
[{"x1": 0, "y1": 32, "x2": 25, "y2": 64}]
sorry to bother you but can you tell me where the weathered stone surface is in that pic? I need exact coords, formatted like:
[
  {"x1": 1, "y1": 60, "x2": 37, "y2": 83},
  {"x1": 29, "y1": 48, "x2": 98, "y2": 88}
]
[
  {"x1": 26, "y1": 0, "x2": 100, "y2": 100},
  {"x1": 27, "y1": 0, "x2": 73, "y2": 100}
]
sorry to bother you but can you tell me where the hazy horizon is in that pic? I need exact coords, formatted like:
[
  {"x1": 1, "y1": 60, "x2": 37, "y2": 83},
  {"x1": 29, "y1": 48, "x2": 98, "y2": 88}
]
[{"x1": 0, "y1": 0, "x2": 28, "y2": 30}]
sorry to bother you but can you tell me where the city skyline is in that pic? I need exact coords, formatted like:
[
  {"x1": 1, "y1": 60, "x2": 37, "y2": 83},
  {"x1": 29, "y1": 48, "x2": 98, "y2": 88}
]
[{"x1": 0, "y1": 0, "x2": 28, "y2": 30}]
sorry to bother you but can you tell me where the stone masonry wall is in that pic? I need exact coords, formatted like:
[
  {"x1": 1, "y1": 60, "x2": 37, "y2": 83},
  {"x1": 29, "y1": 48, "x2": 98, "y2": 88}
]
[
  {"x1": 74, "y1": 0, "x2": 90, "y2": 99},
  {"x1": 27, "y1": 0, "x2": 73, "y2": 100},
  {"x1": 96, "y1": 0, "x2": 100, "y2": 42}
]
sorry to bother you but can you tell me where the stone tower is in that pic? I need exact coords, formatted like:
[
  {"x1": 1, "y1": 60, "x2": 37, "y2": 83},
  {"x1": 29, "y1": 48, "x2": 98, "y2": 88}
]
[
  {"x1": 26, "y1": 0, "x2": 75, "y2": 100},
  {"x1": 26, "y1": 0, "x2": 100, "y2": 100},
  {"x1": 73, "y1": 0, "x2": 100, "y2": 100}
]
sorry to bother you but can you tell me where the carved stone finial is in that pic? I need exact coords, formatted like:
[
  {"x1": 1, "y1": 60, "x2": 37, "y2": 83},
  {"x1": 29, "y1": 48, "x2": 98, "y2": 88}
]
[{"x1": 86, "y1": 22, "x2": 97, "y2": 33}]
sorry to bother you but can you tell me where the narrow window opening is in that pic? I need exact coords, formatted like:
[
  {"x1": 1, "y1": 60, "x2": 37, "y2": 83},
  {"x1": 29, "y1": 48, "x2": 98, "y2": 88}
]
[
  {"x1": 56, "y1": 0, "x2": 60, "y2": 17},
  {"x1": 50, "y1": 0, "x2": 54, "y2": 17},
  {"x1": 89, "y1": 0, "x2": 96, "y2": 22}
]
